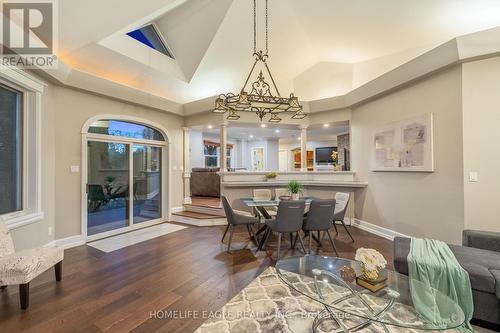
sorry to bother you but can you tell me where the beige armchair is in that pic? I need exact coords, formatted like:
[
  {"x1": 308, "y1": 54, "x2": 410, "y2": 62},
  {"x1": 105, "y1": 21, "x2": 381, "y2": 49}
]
[{"x1": 0, "y1": 217, "x2": 64, "y2": 309}]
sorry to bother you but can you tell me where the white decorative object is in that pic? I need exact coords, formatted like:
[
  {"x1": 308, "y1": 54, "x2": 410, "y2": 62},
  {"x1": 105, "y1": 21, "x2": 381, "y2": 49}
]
[
  {"x1": 355, "y1": 248, "x2": 387, "y2": 281},
  {"x1": 371, "y1": 113, "x2": 434, "y2": 172},
  {"x1": 291, "y1": 193, "x2": 300, "y2": 201}
]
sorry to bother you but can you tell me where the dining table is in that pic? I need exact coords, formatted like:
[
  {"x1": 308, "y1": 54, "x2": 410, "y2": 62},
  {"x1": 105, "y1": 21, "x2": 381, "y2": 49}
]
[{"x1": 240, "y1": 196, "x2": 316, "y2": 251}]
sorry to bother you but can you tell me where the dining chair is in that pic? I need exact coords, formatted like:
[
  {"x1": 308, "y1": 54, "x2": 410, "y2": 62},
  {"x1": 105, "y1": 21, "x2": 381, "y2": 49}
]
[
  {"x1": 264, "y1": 200, "x2": 307, "y2": 260},
  {"x1": 274, "y1": 188, "x2": 290, "y2": 199},
  {"x1": 303, "y1": 199, "x2": 338, "y2": 256},
  {"x1": 221, "y1": 196, "x2": 260, "y2": 253},
  {"x1": 253, "y1": 189, "x2": 277, "y2": 216},
  {"x1": 333, "y1": 192, "x2": 355, "y2": 242},
  {"x1": 253, "y1": 189, "x2": 272, "y2": 201}
]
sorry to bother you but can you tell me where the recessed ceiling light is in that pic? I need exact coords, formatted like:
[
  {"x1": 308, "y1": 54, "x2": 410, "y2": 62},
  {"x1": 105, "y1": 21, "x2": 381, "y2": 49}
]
[
  {"x1": 298, "y1": 136, "x2": 301, "y2": 140},
  {"x1": 249, "y1": 134, "x2": 254, "y2": 139},
  {"x1": 207, "y1": 125, "x2": 213, "y2": 129},
  {"x1": 275, "y1": 129, "x2": 280, "y2": 133},
  {"x1": 323, "y1": 124, "x2": 330, "y2": 128},
  {"x1": 260, "y1": 124, "x2": 266, "y2": 128}
]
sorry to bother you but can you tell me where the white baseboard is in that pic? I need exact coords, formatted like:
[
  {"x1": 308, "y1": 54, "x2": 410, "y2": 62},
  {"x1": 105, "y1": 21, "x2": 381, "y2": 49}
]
[
  {"x1": 53, "y1": 235, "x2": 86, "y2": 249},
  {"x1": 351, "y1": 218, "x2": 409, "y2": 241}
]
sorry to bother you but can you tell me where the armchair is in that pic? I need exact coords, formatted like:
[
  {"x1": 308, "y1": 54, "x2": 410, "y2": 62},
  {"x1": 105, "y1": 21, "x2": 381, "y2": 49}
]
[{"x1": 0, "y1": 217, "x2": 64, "y2": 309}]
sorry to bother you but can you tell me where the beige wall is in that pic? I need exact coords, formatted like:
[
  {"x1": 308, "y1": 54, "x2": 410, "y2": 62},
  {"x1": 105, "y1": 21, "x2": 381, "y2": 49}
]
[
  {"x1": 351, "y1": 66, "x2": 464, "y2": 244},
  {"x1": 462, "y1": 57, "x2": 500, "y2": 232},
  {"x1": 52, "y1": 86, "x2": 185, "y2": 239},
  {"x1": 11, "y1": 80, "x2": 185, "y2": 248}
]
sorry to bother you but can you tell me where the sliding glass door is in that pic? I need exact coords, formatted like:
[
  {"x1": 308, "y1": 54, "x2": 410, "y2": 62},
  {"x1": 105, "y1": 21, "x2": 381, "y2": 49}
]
[
  {"x1": 133, "y1": 145, "x2": 161, "y2": 224},
  {"x1": 85, "y1": 118, "x2": 167, "y2": 240},
  {"x1": 87, "y1": 141, "x2": 130, "y2": 236}
]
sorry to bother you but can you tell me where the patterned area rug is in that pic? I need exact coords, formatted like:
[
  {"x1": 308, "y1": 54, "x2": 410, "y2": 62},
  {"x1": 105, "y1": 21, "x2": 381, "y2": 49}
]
[{"x1": 194, "y1": 267, "x2": 461, "y2": 333}]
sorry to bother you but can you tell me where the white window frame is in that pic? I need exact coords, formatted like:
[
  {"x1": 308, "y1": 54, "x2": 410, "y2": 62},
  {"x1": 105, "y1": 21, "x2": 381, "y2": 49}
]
[
  {"x1": 0, "y1": 68, "x2": 44, "y2": 229},
  {"x1": 203, "y1": 144, "x2": 233, "y2": 168}
]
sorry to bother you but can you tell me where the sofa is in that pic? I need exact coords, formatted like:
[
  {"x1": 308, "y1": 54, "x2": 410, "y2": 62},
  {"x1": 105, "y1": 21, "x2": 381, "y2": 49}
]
[
  {"x1": 190, "y1": 168, "x2": 221, "y2": 197},
  {"x1": 394, "y1": 230, "x2": 500, "y2": 330}
]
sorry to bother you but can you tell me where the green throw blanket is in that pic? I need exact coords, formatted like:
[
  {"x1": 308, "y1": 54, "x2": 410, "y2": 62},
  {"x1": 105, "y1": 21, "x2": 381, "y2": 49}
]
[{"x1": 407, "y1": 238, "x2": 473, "y2": 332}]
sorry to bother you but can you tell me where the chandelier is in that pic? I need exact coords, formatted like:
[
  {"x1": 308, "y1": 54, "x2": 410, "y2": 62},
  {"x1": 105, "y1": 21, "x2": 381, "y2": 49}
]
[{"x1": 213, "y1": 0, "x2": 306, "y2": 123}]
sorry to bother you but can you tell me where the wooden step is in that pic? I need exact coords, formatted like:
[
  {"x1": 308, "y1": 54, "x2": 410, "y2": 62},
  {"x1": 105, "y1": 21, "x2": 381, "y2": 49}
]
[
  {"x1": 184, "y1": 204, "x2": 225, "y2": 216},
  {"x1": 172, "y1": 211, "x2": 227, "y2": 227},
  {"x1": 173, "y1": 211, "x2": 222, "y2": 219}
]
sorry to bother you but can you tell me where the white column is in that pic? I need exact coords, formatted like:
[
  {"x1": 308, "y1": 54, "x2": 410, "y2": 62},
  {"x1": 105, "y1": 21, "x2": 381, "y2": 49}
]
[
  {"x1": 220, "y1": 123, "x2": 228, "y2": 171},
  {"x1": 182, "y1": 127, "x2": 192, "y2": 204},
  {"x1": 300, "y1": 125, "x2": 308, "y2": 171}
]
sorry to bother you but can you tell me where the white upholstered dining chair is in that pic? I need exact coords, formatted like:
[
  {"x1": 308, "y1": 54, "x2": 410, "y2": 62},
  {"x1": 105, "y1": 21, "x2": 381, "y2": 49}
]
[{"x1": 0, "y1": 217, "x2": 64, "y2": 309}]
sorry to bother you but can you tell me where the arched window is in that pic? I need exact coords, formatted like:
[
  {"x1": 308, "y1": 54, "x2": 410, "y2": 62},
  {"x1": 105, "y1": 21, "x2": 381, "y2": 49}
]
[{"x1": 88, "y1": 119, "x2": 165, "y2": 141}]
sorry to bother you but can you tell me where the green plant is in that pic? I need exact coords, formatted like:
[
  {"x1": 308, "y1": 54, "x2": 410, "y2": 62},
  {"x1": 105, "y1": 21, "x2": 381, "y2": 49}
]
[
  {"x1": 287, "y1": 180, "x2": 303, "y2": 194},
  {"x1": 265, "y1": 172, "x2": 277, "y2": 179},
  {"x1": 104, "y1": 176, "x2": 116, "y2": 184}
]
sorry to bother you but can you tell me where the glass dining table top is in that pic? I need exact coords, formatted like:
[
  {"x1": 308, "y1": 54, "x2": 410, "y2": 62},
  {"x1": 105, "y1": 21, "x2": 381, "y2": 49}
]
[
  {"x1": 240, "y1": 196, "x2": 314, "y2": 207},
  {"x1": 276, "y1": 255, "x2": 465, "y2": 331}
]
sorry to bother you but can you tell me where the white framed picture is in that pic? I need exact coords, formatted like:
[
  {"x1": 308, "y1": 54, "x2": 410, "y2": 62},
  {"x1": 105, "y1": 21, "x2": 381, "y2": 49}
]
[{"x1": 371, "y1": 113, "x2": 434, "y2": 172}]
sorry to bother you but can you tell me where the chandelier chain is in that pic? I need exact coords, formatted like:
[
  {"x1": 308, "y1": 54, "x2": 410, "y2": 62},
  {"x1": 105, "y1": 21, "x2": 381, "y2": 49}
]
[
  {"x1": 253, "y1": 0, "x2": 256, "y2": 54},
  {"x1": 253, "y1": 0, "x2": 269, "y2": 56},
  {"x1": 265, "y1": 0, "x2": 268, "y2": 55}
]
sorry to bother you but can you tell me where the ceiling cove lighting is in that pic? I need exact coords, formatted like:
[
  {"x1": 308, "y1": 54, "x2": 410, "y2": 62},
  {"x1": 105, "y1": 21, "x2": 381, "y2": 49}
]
[
  {"x1": 213, "y1": 0, "x2": 306, "y2": 123},
  {"x1": 127, "y1": 24, "x2": 174, "y2": 59}
]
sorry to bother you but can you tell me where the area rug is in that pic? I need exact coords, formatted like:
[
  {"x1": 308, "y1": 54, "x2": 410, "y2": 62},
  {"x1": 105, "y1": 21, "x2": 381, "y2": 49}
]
[
  {"x1": 194, "y1": 267, "x2": 462, "y2": 333},
  {"x1": 87, "y1": 223, "x2": 186, "y2": 252}
]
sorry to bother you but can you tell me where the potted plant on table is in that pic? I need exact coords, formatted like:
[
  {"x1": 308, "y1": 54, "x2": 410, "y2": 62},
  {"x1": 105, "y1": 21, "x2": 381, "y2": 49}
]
[{"x1": 287, "y1": 180, "x2": 303, "y2": 200}]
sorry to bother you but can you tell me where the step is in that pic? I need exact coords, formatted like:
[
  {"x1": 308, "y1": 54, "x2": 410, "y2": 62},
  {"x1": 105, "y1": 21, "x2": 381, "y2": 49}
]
[
  {"x1": 172, "y1": 211, "x2": 227, "y2": 227},
  {"x1": 184, "y1": 204, "x2": 225, "y2": 216}
]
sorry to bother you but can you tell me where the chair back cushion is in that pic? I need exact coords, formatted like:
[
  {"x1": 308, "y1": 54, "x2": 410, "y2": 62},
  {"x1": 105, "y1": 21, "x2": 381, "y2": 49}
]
[
  {"x1": 0, "y1": 217, "x2": 15, "y2": 257},
  {"x1": 275, "y1": 200, "x2": 305, "y2": 233},
  {"x1": 221, "y1": 196, "x2": 235, "y2": 225},
  {"x1": 303, "y1": 199, "x2": 336, "y2": 231},
  {"x1": 274, "y1": 188, "x2": 290, "y2": 199},
  {"x1": 253, "y1": 189, "x2": 272, "y2": 201},
  {"x1": 334, "y1": 192, "x2": 350, "y2": 220}
]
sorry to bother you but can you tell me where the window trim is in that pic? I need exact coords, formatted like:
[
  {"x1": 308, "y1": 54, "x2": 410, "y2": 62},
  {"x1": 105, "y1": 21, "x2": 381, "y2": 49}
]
[{"x1": 0, "y1": 68, "x2": 45, "y2": 230}]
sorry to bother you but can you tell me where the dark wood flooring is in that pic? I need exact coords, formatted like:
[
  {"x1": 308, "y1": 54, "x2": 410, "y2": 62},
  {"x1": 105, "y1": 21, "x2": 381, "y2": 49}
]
[{"x1": 0, "y1": 224, "x2": 393, "y2": 333}]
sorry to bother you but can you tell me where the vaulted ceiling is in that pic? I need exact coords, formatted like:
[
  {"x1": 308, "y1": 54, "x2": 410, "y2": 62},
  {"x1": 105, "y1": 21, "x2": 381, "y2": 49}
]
[{"x1": 56, "y1": 0, "x2": 500, "y2": 104}]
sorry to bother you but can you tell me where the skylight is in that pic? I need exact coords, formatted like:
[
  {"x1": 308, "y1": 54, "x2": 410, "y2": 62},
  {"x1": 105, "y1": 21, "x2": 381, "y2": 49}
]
[{"x1": 127, "y1": 24, "x2": 174, "y2": 59}]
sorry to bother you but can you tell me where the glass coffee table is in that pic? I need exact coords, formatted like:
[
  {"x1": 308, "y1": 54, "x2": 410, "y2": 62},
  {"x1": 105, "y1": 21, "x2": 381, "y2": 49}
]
[{"x1": 276, "y1": 255, "x2": 465, "y2": 332}]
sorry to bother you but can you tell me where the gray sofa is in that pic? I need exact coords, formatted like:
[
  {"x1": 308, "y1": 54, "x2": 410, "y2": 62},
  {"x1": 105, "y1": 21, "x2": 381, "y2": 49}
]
[
  {"x1": 190, "y1": 168, "x2": 221, "y2": 197},
  {"x1": 394, "y1": 230, "x2": 500, "y2": 330}
]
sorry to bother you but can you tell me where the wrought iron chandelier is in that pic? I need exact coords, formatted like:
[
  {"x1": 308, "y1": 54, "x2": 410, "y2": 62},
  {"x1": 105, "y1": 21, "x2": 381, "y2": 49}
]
[{"x1": 213, "y1": 0, "x2": 306, "y2": 122}]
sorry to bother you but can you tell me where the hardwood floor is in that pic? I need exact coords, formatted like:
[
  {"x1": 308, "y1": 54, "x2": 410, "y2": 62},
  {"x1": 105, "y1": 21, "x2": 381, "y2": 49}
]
[
  {"x1": 0, "y1": 224, "x2": 393, "y2": 333},
  {"x1": 189, "y1": 196, "x2": 221, "y2": 208}
]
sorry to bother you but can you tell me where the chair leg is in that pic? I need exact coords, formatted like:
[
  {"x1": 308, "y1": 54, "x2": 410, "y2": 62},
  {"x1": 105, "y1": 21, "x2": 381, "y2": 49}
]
[
  {"x1": 277, "y1": 233, "x2": 282, "y2": 261},
  {"x1": 19, "y1": 283, "x2": 29, "y2": 310},
  {"x1": 308, "y1": 232, "x2": 312, "y2": 254},
  {"x1": 326, "y1": 230, "x2": 339, "y2": 257},
  {"x1": 289, "y1": 233, "x2": 294, "y2": 250},
  {"x1": 221, "y1": 224, "x2": 230, "y2": 243},
  {"x1": 263, "y1": 229, "x2": 272, "y2": 249},
  {"x1": 296, "y1": 233, "x2": 307, "y2": 254},
  {"x1": 227, "y1": 225, "x2": 235, "y2": 253},
  {"x1": 55, "y1": 261, "x2": 62, "y2": 281},
  {"x1": 333, "y1": 221, "x2": 339, "y2": 234},
  {"x1": 341, "y1": 220, "x2": 355, "y2": 242}
]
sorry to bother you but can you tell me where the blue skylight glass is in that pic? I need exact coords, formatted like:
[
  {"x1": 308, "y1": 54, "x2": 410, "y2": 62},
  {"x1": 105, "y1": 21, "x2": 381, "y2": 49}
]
[{"x1": 126, "y1": 24, "x2": 174, "y2": 59}]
